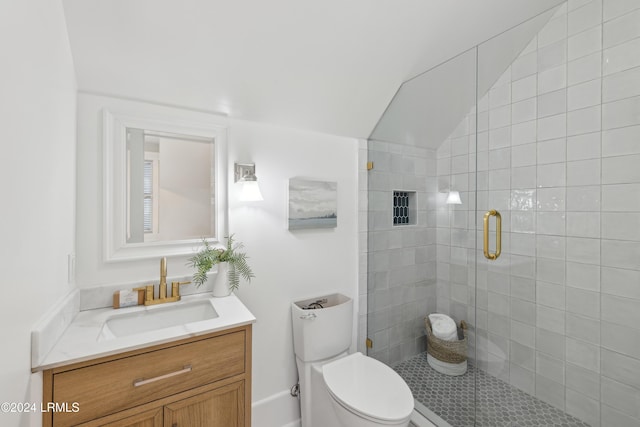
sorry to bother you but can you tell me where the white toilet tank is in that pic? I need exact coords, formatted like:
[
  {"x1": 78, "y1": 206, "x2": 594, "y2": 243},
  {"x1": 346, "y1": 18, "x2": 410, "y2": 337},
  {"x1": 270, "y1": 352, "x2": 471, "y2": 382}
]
[{"x1": 292, "y1": 293, "x2": 353, "y2": 362}]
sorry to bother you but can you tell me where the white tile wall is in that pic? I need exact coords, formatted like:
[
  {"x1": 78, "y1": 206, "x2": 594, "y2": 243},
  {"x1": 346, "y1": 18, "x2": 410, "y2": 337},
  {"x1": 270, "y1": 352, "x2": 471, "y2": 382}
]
[{"x1": 431, "y1": 3, "x2": 640, "y2": 426}]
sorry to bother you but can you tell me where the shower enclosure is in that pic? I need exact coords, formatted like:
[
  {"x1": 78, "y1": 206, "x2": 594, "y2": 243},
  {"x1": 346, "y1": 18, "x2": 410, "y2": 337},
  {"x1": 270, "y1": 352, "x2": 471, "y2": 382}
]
[{"x1": 366, "y1": 1, "x2": 640, "y2": 426}]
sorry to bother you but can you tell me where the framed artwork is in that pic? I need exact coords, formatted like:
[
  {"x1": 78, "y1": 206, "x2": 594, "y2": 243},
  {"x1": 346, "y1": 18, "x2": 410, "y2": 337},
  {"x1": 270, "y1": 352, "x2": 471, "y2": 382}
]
[{"x1": 288, "y1": 178, "x2": 337, "y2": 230}]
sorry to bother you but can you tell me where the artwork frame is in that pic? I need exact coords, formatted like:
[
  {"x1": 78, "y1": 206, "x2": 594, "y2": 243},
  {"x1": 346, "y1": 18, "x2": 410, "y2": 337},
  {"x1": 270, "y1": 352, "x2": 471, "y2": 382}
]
[{"x1": 288, "y1": 178, "x2": 338, "y2": 230}]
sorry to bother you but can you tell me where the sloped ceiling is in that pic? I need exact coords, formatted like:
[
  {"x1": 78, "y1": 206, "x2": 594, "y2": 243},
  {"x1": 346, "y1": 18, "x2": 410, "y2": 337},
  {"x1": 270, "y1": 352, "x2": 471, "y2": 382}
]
[{"x1": 62, "y1": 0, "x2": 564, "y2": 138}]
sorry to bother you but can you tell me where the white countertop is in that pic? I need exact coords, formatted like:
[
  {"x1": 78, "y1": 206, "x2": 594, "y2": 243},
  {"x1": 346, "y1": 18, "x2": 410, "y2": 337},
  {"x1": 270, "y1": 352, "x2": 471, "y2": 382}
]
[{"x1": 32, "y1": 293, "x2": 255, "y2": 372}]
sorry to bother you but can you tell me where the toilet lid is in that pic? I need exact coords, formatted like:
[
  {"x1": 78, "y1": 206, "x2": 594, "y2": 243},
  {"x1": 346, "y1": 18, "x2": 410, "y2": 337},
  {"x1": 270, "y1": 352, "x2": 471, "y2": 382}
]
[{"x1": 323, "y1": 352, "x2": 414, "y2": 422}]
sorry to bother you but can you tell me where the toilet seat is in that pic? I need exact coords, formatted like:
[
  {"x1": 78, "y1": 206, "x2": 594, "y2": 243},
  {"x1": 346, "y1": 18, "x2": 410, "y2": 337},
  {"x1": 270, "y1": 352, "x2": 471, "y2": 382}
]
[{"x1": 322, "y1": 352, "x2": 414, "y2": 423}]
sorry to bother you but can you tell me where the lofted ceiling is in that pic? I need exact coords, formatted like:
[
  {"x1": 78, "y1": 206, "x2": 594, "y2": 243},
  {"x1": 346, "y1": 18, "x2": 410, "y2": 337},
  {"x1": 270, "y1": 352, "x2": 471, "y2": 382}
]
[{"x1": 62, "y1": 0, "x2": 564, "y2": 139}]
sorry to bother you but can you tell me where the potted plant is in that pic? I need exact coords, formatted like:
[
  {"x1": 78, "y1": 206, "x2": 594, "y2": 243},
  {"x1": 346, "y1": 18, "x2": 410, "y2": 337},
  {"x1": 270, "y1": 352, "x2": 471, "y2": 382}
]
[{"x1": 189, "y1": 234, "x2": 254, "y2": 297}]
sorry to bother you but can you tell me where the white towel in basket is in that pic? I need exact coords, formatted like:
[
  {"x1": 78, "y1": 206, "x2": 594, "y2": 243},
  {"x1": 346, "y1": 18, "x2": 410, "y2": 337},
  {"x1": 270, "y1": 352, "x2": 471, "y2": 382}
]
[{"x1": 428, "y1": 313, "x2": 458, "y2": 342}]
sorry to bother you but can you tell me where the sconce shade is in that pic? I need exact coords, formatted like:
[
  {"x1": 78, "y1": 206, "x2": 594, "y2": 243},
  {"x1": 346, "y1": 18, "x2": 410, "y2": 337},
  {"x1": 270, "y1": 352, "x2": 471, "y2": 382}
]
[
  {"x1": 446, "y1": 191, "x2": 462, "y2": 205},
  {"x1": 235, "y1": 162, "x2": 263, "y2": 201},
  {"x1": 239, "y1": 180, "x2": 263, "y2": 201}
]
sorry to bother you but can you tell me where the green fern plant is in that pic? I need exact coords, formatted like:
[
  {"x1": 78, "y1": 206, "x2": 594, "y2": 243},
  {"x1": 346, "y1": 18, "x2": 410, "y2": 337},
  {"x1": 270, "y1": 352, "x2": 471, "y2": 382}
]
[{"x1": 188, "y1": 234, "x2": 254, "y2": 292}]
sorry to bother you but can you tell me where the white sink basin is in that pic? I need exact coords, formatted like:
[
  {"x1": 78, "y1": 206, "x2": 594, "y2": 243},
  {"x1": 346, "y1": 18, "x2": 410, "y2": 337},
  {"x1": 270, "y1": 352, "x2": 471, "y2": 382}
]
[{"x1": 98, "y1": 299, "x2": 218, "y2": 341}]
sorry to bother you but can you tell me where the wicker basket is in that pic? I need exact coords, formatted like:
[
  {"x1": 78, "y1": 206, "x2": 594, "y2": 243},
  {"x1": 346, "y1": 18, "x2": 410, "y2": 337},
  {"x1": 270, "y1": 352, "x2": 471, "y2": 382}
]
[{"x1": 425, "y1": 317, "x2": 468, "y2": 364}]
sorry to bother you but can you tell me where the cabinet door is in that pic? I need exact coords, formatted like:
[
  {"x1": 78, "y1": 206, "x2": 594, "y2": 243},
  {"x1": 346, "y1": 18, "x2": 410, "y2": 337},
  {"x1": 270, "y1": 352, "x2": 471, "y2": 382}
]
[
  {"x1": 163, "y1": 381, "x2": 245, "y2": 427},
  {"x1": 80, "y1": 408, "x2": 163, "y2": 427}
]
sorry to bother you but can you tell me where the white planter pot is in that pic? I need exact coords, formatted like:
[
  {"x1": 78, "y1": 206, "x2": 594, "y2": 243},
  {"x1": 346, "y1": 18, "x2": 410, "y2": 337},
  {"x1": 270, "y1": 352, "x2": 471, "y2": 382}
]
[{"x1": 212, "y1": 262, "x2": 232, "y2": 297}]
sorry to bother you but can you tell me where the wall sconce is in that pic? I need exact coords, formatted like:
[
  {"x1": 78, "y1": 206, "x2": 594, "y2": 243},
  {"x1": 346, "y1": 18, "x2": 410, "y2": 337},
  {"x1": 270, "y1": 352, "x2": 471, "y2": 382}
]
[
  {"x1": 234, "y1": 163, "x2": 263, "y2": 201},
  {"x1": 445, "y1": 190, "x2": 462, "y2": 205}
]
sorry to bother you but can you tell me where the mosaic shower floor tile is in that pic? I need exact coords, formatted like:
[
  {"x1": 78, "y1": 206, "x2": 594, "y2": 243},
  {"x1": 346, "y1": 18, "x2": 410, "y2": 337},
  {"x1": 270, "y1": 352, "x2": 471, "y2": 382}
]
[{"x1": 394, "y1": 353, "x2": 591, "y2": 427}]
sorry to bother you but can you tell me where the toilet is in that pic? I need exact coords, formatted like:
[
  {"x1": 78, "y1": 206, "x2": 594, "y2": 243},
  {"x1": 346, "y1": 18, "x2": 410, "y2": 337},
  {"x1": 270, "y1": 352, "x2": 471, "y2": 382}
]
[{"x1": 292, "y1": 293, "x2": 414, "y2": 427}]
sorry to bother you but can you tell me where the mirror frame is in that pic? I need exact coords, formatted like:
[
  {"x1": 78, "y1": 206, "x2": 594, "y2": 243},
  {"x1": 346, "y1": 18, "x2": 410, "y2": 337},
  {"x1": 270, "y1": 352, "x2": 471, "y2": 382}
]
[{"x1": 103, "y1": 109, "x2": 228, "y2": 262}]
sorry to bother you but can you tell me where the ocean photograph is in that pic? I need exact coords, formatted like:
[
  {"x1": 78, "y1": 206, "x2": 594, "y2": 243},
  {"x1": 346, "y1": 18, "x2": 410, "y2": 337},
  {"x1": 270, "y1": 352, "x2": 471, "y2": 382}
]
[{"x1": 288, "y1": 178, "x2": 337, "y2": 230}]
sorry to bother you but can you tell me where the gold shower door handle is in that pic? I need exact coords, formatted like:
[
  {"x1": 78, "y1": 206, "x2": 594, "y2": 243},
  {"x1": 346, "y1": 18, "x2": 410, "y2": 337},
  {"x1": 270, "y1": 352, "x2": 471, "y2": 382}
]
[{"x1": 483, "y1": 210, "x2": 502, "y2": 260}]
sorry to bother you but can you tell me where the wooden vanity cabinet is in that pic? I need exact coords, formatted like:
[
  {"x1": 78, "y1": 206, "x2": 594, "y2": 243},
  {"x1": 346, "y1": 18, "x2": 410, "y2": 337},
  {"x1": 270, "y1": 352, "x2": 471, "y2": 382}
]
[{"x1": 42, "y1": 325, "x2": 251, "y2": 427}]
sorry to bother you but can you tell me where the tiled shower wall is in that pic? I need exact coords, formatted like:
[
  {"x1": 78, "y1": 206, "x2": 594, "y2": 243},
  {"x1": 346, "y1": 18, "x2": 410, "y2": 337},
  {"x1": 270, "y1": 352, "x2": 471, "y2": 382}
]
[
  {"x1": 436, "y1": 1, "x2": 640, "y2": 425},
  {"x1": 366, "y1": 138, "x2": 438, "y2": 366}
]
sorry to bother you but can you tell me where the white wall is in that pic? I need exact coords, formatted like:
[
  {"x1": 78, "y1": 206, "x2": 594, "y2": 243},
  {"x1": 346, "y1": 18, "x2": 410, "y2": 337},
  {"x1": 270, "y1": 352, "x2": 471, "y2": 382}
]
[
  {"x1": 0, "y1": 0, "x2": 77, "y2": 426},
  {"x1": 75, "y1": 93, "x2": 359, "y2": 426}
]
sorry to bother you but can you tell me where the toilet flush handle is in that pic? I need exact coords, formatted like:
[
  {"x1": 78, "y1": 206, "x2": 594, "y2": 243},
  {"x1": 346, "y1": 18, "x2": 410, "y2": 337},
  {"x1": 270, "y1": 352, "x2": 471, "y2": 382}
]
[{"x1": 300, "y1": 312, "x2": 317, "y2": 320}]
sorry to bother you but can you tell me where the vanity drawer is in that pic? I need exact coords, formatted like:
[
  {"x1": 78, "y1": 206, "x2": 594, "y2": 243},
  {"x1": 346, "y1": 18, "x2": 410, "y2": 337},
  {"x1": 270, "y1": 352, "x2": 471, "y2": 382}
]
[{"x1": 52, "y1": 330, "x2": 246, "y2": 426}]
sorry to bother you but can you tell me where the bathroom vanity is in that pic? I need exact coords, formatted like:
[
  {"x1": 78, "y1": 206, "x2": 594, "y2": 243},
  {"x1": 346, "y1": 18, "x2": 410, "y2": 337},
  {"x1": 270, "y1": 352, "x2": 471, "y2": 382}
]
[{"x1": 33, "y1": 294, "x2": 255, "y2": 427}]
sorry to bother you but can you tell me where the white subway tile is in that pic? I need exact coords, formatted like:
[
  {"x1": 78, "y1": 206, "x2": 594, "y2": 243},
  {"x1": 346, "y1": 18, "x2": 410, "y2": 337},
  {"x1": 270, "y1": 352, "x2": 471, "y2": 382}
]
[
  {"x1": 601, "y1": 239, "x2": 640, "y2": 269},
  {"x1": 513, "y1": 75, "x2": 537, "y2": 102},
  {"x1": 489, "y1": 169, "x2": 510, "y2": 190},
  {"x1": 538, "y1": 39, "x2": 568, "y2": 73},
  {"x1": 536, "y1": 352, "x2": 565, "y2": 383},
  {"x1": 511, "y1": 188, "x2": 536, "y2": 211},
  {"x1": 568, "y1": 0, "x2": 602, "y2": 36},
  {"x1": 567, "y1": 158, "x2": 601, "y2": 186},
  {"x1": 537, "y1": 328, "x2": 566, "y2": 359},
  {"x1": 511, "y1": 341, "x2": 535, "y2": 370},
  {"x1": 538, "y1": 89, "x2": 567, "y2": 118},
  {"x1": 537, "y1": 212, "x2": 566, "y2": 235},
  {"x1": 539, "y1": 15, "x2": 568, "y2": 48},
  {"x1": 602, "y1": 212, "x2": 640, "y2": 241},
  {"x1": 602, "y1": 322, "x2": 640, "y2": 360},
  {"x1": 568, "y1": 25, "x2": 602, "y2": 61},
  {"x1": 566, "y1": 362, "x2": 600, "y2": 399},
  {"x1": 511, "y1": 275, "x2": 536, "y2": 300},
  {"x1": 566, "y1": 387, "x2": 601, "y2": 426},
  {"x1": 567, "y1": 185, "x2": 601, "y2": 211},
  {"x1": 537, "y1": 138, "x2": 567, "y2": 165},
  {"x1": 604, "y1": 37, "x2": 640, "y2": 75},
  {"x1": 566, "y1": 261, "x2": 600, "y2": 291},
  {"x1": 489, "y1": 84, "x2": 511, "y2": 109},
  {"x1": 567, "y1": 105, "x2": 602, "y2": 136},
  {"x1": 567, "y1": 132, "x2": 601, "y2": 161},
  {"x1": 538, "y1": 114, "x2": 567, "y2": 141},
  {"x1": 601, "y1": 404, "x2": 640, "y2": 427},
  {"x1": 537, "y1": 281, "x2": 565, "y2": 308},
  {"x1": 489, "y1": 105, "x2": 511, "y2": 130},
  {"x1": 601, "y1": 376, "x2": 640, "y2": 421},
  {"x1": 511, "y1": 120, "x2": 537, "y2": 146},
  {"x1": 512, "y1": 166, "x2": 537, "y2": 188},
  {"x1": 602, "y1": 125, "x2": 640, "y2": 156},
  {"x1": 567, "y1": 286, "x2": 601, "y2": 318},
  {"x1": 568, "y1": 79, "x2": 602, "y2": 110},
  {"x1": 511, "y1": 51, "x2": 538, "y2": 81},
  {"x1": 489, "y1": 147, "x2": 510, "y2": 170},
  {"x1": 537, "y1": 258, "x2": 566, "y2": 285},
  {"x1": 568, "y1": 52, "x2": 602, "y2": 85},
  {"x1": 602, "y1": 293, "x2": 640, "y2": 325},
  {"x1": 566, "y1": 337, "x2": 600, "y2": 372},
  {"x1": 567, "y1": 212, "x2": 600, "y2": 237},
  {"x1": 602, "y1": 154, "x2": 640, "y2": 183},
  {"x1": 512, "y1": 98, "x2": 537, "y2": 124},
  {"x1": 538, "y1": 65, "x2": 568, "y2": 94},
  {"x1": 537, "y1": 235, "x2": 566, "y2": 259},
  {"x1": 567, "y1": 237, "x2": 601, "y2": 264},
  {"x1": 601, "y1": 348, "x2": 640, "y2": 390},
  {"x1": 510, "y1": 320, "x2": 536, "y2": 347},
  {"x1": 511, "y1": 211, "x2": 536, "y2": 233},
  {"x1": 537, "y1": 187, "x2": 566, "y2": 211},
  {"x1": 511, "y1": 142, "x2": 537, "y2": 167},
  {"x1": 568, "y1": 0, "x2": 592, "y2": 12},
  {"x1": 511, "y1": 254, "x2": 536, "y2": 278},
  {"x1": 537, "y1": 163, "x2": 566, "y2": 188},
  {"x1": 489, "y1": 126, "x2": 511, "y2": 150},
  {"x1": 602, "y1": 266, "x2": 640, "y2": 299},
  {"x1": 602, "y1": 183, "x2": 640, "y2": 211},
  {"x1": 605, "y1": 96, "x2": 640, "y2": 130},
  {"x1": 603, "y1": 8, "x2": 640, "y2": 48},
  {"x1": 604, "y1": 0, "x2": 640, "y2": 20},
  {"x1": 537, "y1": 305, "x2": 565, "y2": 334}
]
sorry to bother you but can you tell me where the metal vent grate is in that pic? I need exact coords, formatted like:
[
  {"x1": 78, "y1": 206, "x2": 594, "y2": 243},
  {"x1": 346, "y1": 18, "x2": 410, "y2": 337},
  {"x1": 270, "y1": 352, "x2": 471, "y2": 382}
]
[{"x1": 393, "y1": 191, "x2": 412, "y2": 225}]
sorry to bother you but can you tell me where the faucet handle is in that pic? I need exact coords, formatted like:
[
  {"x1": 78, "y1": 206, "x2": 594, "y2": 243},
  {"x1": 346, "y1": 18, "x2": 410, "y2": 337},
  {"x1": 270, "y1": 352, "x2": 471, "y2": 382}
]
[
  {"x1": 132, "y1": 285, "x2": 155, "y2": 303},
  {"x1": 171, "y1": 281, "x2": 191, "y2": 299}
]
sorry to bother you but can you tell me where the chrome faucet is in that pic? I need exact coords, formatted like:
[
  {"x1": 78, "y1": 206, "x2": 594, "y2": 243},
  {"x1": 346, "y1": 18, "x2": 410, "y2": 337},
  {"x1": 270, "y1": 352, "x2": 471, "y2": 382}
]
[{"x1": 134, "y1": 258, "x2": 191, "y2": 306}]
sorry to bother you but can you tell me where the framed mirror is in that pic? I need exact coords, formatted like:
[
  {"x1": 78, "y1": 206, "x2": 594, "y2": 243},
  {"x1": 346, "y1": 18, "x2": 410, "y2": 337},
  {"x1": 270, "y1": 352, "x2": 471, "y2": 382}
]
[{"x1": 103, "y1": 109, "x2": 228, "y2": 261}]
